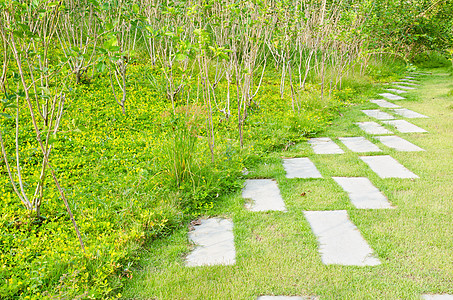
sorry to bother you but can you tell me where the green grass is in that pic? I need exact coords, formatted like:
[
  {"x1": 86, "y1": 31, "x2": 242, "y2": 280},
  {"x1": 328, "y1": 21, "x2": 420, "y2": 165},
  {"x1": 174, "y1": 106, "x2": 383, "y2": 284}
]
[{"x1": 123, "y1": 69, "x2": 453, "y2": 299}]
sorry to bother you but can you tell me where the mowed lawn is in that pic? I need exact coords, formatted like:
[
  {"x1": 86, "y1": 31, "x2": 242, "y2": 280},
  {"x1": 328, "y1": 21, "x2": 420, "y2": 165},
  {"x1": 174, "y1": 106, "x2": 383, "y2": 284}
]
[{"x1": 123, "y1": 70, "x2": 453, "y2": 299}]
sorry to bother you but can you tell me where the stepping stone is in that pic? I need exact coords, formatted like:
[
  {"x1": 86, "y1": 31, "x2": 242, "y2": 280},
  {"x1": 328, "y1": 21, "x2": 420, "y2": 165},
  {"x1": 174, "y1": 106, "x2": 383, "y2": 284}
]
[
  {"x1": 257, "y1": 297, "x2": 318, "y2": 300},
  {"x1": 393, "y1": 81, "x2": 419, "y2": 86},
  {"x1": 401, "y1": 78, "x2": 417, "y2": 82},
  {"x1": 333, "y1": 177, "x2": 393, "y2": 209},
  {"x1": 391, "y1": 108, "x2": 429, "y2": 118},
  {"x1": 360, "y1": 155, "x2": 418, "y2": 178},
  {"x1": 242, "y1": 179, "x2": 286, "y2": 212},
  {"x1": 283, "y1": 158, "x2": 323, "y2": 178},
  {"x1": 374, "y1": 135, "x2": 424, "y2": 152},
  {"x1": 404, "y1": 76, "x2": 415, "y2": 79},
  {"x1": 385, "y1": 88, "x2": 407, "y2": 94},
  {"x1": 394, "y1": 85, "x2": 416, "y2": 90},
  {"x1": 186, "y1": 218, "x2": 236, "y2": 267},
  {"x1": 308, "y1": 137, "x2": 344, "y2": 154},
  {"x1": 379, "y1": 93, "x2": 406, "y2": 100},
  {"x1": 422, "y1": 295, "x2": 453, "y2": 300},
  {"x1": 355, "y1": 122, "x2": 393, "y2": 135},
  {"x1": 382, "y1": 120, "x2": 427, "y2": 133},
  {"x1": 339, "y1": 137, "x2": 382, "y2": 153},
  {"x1": 370, "y1": 99, "x2": 401, "y2": 108},
  {"x1": 361, "y1": 109, "x2": 395, "y2": 120},
  {"x1": 304, "y1": 210, "x2": 381, "y2": 266}
]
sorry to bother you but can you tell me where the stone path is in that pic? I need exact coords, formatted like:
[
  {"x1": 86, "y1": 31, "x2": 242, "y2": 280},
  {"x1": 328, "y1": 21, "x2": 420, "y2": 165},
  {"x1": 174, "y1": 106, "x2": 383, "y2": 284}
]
[
  {"x1": 243, "y1": 179, "x2": 287, "y2": 212},
  {"x1": 385, "y1": 88, "x2": 407, "y2": 94},
  {"x1": 382, "y1": 120, "x2": 428, "y2": 133},
  {"x1": 308, "y1": 137, "x2": 344, "y2": 154},
  {"x1": 392, "y1": 108, "x2": 429, "y2": 118},
  {"x1": 361, "y1": 109, "x2": 395, "y2": 120},
  {"x1": 374, "y1": 135, "x2": 425, "y2": 152},
  {"x1": 355, "y1": 121, "x2": 393, "y2": 134},
  {"x1": 186, "y1": 218, "x2": 236, "y2": 267},
  {"x1": 184, "y1": 73, "x2": 450, "y2": 298},
  {"x1": 379, "y1": 92, "x2": 406, "y2": 100},
  {"x1": 304, "y1": 210, "x2": 381, "y2": 266},
  {"x1": 370, "y1": 99, "x2": 401, "y2": 108},
  {"x1": 283, "y1": 157, "x2": 323, "y2": 178},
  {"x1": 338, "y1": 137, "x2": 382, "y2": 153},
  {"x1": 333, "y1": 177, "x2": 392, "y2": 209},
  {"x1": 360, "y1": 155, "x2": 419, "y2": 178}
]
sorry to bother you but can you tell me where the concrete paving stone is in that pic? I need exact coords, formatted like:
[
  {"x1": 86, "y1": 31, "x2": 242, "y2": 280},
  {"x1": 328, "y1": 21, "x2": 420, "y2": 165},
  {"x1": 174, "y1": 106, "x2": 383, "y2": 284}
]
[
  {"x1": 355, "y1": 122, "x2": 393, "y2": 135},
  {"x1": 422, "y1": 295, "x2": 453, "y2": 300},
  {"x1": 401, "y1": 78, "x2": 418, "y2": 82},
  {"x1": 386, "y1": 88, "x2": 407, "y2": 94},
  {"x1": 308, "y1": 137, "x2": 344, "y2": 154},
  {"x1": 332, "y1": 177, "x2": 393, "y2": 209},
  {"x1": 242, "y1": 179, "x2": 287, "y2": 212},
  {"x1": 257, "y1": 297, "x2": 318, "y2": 300},
  {"x1": 283, "y1": 157, "x2": 323, "y2": 178},
  {"x1": 339, "y1": 137, "x2": 382, "y2": 153},
  {"x1": 370, "y1": 99, "x2": 401, "y2": 108},
  {"x1": 304, "y1": 210, "x2": 381, "y2": 266},
  {"x1": 360, "y1": 155, "x2": 419, "y2": 178},
  {"x1": 186, "y1": 218, "x2": 236, "y2": 267},
  {"x1": 374, "y1": 135, "x2": 424, "y2": 152},
  {"x1": 391, "y1": 108, "x2": 429, "y2": 118},
  {"x1": 404, "y1": 76, "x2": 415, "y2": 79},
  {"x1": 396, "y1": 81, "x2": 419, "y2": 86},
  {"x1": 361, "y1": 109, "x2": 395, "y2": 120},
  {"x1": 379, "y1": 93, "x2": 406, "y2": 100},
  {"x1": 382, "y1": 120, "x2": 427, "y2": 133},
  {"x1": 394, "y1": 85, "x2": 416, "y2": 90}
]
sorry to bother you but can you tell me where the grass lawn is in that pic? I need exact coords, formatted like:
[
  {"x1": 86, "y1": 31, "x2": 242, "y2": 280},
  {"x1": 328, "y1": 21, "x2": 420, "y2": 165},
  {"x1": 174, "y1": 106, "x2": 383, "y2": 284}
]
[{"x1": 122, "y1": 69, "x2": 453, "y2": 299}]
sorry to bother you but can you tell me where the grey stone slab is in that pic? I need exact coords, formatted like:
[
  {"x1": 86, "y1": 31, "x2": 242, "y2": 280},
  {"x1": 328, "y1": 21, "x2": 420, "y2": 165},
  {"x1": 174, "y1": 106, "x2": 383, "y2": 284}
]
[
  {"x1": 385, "y1": 88, "x2": 407, "y2": 94},
  {"x1": 379, "y1": 93, "x2": 406, "y2": 100},
  {"x1": 355, "y1": 122, "x2": 393, "y2": 135},
  {"x1": 333, "y1": 177, "x2": 393, "y2": 209},
  {"x1": 422, "y1": 295, "x2": 453, "y2": 300},
  {"x1": 258, "y1": 297, "x2": 318, "y2": 300},
  {"x1": 395, "y1": 81, "x2": 419, "y2": 86},
  {"x1": 374, "y1": 135, "x2": 424, "y2": 152},
  {"x1": 339, "y1": 137, "x2": 382, "y2": 153},
  {"x1": 304, "y1": 210, "x2": 381, "y2": 266},
  {"x1": 186, "y1": 218, "x2": 236, "y2": 267},
  {"x1": 401, "y1": 78, "x2": 417, "y2": 82},
  {"x1": 370, "y1": 99, "x2": 401, "y2": 108},
  {"x1": 361, "y1": 109, "x2": 395, "y2": 120},
  {"x1": 382, "y1": 120, "x2": 427, "y2": 133},
  {"x1": 308, "y1": 137, "x2": 344, "y2": 154},
  {"x1": 392, "y1": 108, "x2": 429, "y2": 118},
  {"x1": 283, "y1": 158, "x2": 323, "y2": 178},
  {"x1": 360, "y1": 155, "x2": 419, "y2": 178},
  {"x1": 242, "y1": 179, "x2": 286, "y2": 212},
  {"x1": 404, "y1": 76, "x2": 415, "y2": 79},
  {"x1": 394, "y1": 85, "x2": 416, "y2": 90}
]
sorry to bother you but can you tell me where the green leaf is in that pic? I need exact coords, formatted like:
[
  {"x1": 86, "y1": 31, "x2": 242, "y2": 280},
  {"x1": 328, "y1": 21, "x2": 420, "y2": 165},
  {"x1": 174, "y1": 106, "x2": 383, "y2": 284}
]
[
  {"x1": 175, "y1": 53, "x2": 188, "y2": 61},
  {"x1": 0, "y1": 112, "x2": 12, "y2": 119}
]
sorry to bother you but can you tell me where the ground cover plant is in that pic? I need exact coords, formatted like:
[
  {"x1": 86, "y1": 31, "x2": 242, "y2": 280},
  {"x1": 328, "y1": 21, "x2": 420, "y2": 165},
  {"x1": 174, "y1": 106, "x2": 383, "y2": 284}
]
[{"x1": 0, "y1": 0, "x2": 451, "y2": 298}]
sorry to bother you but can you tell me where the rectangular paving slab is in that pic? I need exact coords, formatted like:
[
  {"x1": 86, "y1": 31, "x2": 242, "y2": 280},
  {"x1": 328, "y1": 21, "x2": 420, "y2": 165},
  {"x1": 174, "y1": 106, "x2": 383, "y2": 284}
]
[
  {"x1": 242, "y1": 179, "x2": 287, "y2": 212},
  {"x1": 379, "y1": 93, "x2": 406, "y2": 100},
  {"x1": 308, "y1": 137, "x2": 344, "y2": 154},
  {"x1": 385, "y1": 88, "x2": 407, "y2": 94},
  {"x1": 391, "y1": 108, "x2": 429, "y2": 118},
  {"x1": 394, "y1": 84, "x2": 416, "y2": 90},
  {"x1": 370, "y1": 99, "x2": 401, "y2": 108},
  {"x1": 332, "y1": 177, "x2": 392, "y2": 209},
  {"x1": 283, "y1": 158, "x2": 323, "y2": 178},
  {"x1": 382, "y1": 120, "x2": 427, "y2": 133},
  {"x1": 361, "y1": 109, "x2": 395, "y2": 120},
  {"x1": 355, "y1": 122, "x2": 393, "y2": 135},
  {"x1": 422, "y1": 295, "x2": 453, "y2": 300},
  {"x1": 360, "y1": 155, "x2": 419, "y2": 178},
  {"x1": 304, "y1": 210, "x2": 381, "y2": 266},
  {"x1": 374, "y1": 135, "x2": 424, "y2": 152},
  {"x1": 257, "y1": 297, "x2": 318, "y2": 300},
  {"x1": 339, "y1": 137, "x2": 382, "y2": 153},
  {"x1": 186, "y1": 218, "x2": 236, "y2": 267}
]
